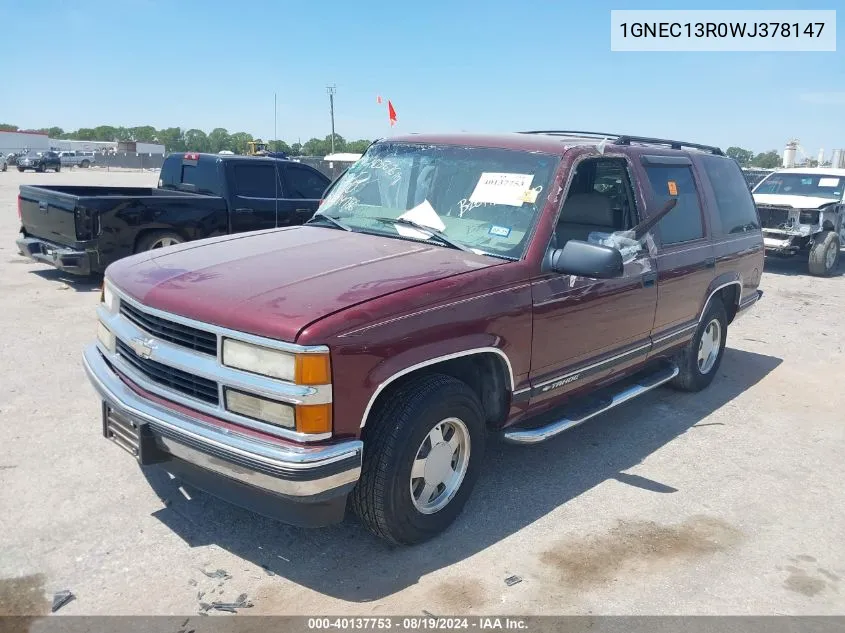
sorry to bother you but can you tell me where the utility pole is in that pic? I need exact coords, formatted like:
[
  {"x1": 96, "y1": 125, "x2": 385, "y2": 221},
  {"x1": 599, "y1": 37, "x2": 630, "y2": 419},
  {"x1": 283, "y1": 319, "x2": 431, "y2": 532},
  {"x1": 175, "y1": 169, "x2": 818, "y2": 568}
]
[
  {"x1": 326, "y1": 84, "x2": 336, "y2": 155},
  {"x1": 274, "y1": 92, "x2": 277, "y2": 151}
]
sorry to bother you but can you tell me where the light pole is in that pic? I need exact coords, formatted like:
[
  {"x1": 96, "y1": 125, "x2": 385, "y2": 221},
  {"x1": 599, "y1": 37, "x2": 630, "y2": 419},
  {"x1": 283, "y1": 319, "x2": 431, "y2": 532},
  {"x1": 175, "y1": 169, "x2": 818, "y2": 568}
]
[{"x1": 326, "y1": 84, "x2": 336, "y2": 155}]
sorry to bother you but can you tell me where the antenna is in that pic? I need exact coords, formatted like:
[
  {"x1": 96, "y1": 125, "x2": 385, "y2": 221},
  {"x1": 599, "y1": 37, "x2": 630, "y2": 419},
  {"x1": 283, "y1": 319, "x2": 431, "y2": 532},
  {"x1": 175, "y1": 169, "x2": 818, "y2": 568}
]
[
  {"x1": 327, "y1": 84, "x2": 337, "y2": 155},
  {"x1": 274, "y1": 92, "x2": 279, "y2": 228}
]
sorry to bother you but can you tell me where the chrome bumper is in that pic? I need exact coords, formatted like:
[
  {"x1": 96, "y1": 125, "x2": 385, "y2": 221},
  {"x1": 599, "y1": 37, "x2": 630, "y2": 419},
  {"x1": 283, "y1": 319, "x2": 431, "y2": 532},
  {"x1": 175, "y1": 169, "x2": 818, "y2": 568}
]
[{"x1": 82, "y1": 344, "x2": 362, "y2": 499}]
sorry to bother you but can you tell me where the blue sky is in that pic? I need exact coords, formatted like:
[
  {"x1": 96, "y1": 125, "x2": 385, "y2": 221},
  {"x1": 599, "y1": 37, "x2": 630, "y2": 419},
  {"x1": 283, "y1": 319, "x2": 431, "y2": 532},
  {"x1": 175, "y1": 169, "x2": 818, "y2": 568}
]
[{"x1": 1, "y1": 0, "x2": 842, "y2": 155}]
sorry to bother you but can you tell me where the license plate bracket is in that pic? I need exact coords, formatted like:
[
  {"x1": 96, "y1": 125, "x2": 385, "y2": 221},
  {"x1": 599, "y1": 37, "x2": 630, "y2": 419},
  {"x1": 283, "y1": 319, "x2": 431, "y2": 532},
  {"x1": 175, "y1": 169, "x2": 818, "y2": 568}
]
[{"x1": 102, "y1": 403, "x2": 167, "y2": 465}]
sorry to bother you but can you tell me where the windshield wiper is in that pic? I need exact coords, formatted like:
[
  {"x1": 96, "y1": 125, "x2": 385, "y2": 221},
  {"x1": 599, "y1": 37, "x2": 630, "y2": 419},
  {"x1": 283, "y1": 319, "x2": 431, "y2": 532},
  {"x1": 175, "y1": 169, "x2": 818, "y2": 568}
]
[
  {"x1": 372, "y1": 217, "x2": 472, "y2": 252},
  {"x1": 306, "y1": 212, "x2": 352, "y2": 232}
]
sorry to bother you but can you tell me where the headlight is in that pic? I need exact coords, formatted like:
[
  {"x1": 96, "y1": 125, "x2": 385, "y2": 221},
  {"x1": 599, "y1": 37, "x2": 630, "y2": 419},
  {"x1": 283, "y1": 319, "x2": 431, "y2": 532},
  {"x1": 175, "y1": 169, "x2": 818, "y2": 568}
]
[
  {"x1": 222, "y1": 339, "x2": 331, "y2": 385},
  {"x1": 102, "y1": 280, "x2": 118, "y2": 313},
  {"x1": 97, "y1": 321, "x2": 116, "y2": 353}
]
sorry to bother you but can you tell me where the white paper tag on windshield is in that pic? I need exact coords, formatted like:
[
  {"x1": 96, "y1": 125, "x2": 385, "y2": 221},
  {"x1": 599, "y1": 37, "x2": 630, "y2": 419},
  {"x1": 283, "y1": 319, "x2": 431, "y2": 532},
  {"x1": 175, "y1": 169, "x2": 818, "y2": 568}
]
[
  {"x1": 396, "y1": 199, "x2": 445, "y2": 240},
  {"x1": 818, "y1": 177, "x2": 840, "y2": 187},
  {"x1": 469, "y1": 172, "x2": 534, "y2": 207}
]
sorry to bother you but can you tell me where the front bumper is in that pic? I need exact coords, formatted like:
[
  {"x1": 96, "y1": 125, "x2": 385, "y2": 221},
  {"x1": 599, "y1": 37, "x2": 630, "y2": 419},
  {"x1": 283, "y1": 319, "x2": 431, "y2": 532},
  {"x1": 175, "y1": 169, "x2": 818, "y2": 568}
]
[
  {"x1": 82, "y1": 344, "x2": 363, "y2": 527},
  {"x1": 16, "y1": 236, "x2": 94, "y2": 275}
]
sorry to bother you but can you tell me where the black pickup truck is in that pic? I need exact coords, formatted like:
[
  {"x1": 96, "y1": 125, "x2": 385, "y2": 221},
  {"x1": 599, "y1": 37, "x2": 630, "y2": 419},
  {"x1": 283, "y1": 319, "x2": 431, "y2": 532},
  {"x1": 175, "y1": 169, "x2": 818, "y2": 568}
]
[{"x1": 16, "y1": 152, "x2": 331, "y2": 275}]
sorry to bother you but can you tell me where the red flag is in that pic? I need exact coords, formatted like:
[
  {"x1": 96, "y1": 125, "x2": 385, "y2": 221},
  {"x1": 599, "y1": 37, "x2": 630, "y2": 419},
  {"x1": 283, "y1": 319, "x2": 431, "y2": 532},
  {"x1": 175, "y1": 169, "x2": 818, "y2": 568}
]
[
  {"x1": 376, "y1": 95, "x2": 383, "y2": 104},
  {"x1": 388, "y1": 100, "x2": 397, "y2": 126}
]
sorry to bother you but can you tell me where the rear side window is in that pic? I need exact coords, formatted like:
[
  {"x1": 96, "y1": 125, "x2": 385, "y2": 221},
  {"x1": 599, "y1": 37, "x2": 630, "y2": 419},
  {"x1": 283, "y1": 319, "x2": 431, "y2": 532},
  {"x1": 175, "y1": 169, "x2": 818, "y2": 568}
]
[
  {"x1": 284, "y1": 164, "x2": 329, "y2": 199},
  {"x1": 644, "y1": 164, "x2": 704, "y2": 244},
  {"x1": 700, "y1": 156, "x2": 760, "y2": 235},
  {"x1": 160, "y1": 156, "x2": 220, "y2": 195},
  {"x1": 232, "y1": 164, "x2": 281, "y2": 197}
]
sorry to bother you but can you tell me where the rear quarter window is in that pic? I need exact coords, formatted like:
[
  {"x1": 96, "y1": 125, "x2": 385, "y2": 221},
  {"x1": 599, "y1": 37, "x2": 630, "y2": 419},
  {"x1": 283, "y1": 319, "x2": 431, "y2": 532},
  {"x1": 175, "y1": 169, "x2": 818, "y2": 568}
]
[
  {"x1": 160, "y1": 155, "x2": 220, "y2": 195},
  {"x1": 644, "y1": 163, "x2": 705, "y2": 245},
  {"x1": 700, "y1": 156, "x2": 760, "y2": 235}
]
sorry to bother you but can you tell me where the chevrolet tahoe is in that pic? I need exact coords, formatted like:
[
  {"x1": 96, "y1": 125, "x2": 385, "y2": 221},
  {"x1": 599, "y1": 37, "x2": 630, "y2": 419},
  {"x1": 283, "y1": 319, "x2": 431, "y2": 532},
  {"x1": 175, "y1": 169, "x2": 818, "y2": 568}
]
[{"x1": 83, "y1": 131, "x2": 764, "y2": 544}]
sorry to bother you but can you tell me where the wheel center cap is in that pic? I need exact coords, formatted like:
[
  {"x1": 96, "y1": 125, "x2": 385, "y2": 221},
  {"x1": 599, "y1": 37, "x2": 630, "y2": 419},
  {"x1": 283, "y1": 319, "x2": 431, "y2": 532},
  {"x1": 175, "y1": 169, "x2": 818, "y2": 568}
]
[{"x1": 424, "y1": 442, "x2": 453, "y2": 484}]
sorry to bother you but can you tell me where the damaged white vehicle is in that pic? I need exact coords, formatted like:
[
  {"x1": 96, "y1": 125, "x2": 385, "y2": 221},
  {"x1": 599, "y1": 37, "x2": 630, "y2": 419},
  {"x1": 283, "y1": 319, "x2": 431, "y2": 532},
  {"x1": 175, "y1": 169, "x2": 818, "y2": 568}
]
[{"x1": 753, "y1": 168, "x2": 845, "y2": 276}]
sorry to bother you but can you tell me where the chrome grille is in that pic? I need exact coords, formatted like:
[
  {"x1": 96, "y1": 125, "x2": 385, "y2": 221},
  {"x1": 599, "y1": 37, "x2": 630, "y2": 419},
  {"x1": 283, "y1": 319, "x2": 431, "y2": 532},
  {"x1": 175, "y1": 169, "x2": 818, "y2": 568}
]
[
  {"x1": 120, "y1": 300, "x2": 217, "y2": 356},
  {"x1": 116, "y1": 339, "x2": 220, "y2": 405}
]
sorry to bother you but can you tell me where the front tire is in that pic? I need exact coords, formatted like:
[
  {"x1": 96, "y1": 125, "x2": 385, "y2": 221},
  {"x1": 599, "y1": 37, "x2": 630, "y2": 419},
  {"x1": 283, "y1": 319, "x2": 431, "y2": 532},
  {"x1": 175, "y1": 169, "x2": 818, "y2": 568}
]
[
  {"x1": 81, "y1": 160, "x2": 90, "y2": 168},
  {"x1": 17, "y1": 167, "x2": 24, "y2": 173},
  {"x1": 670, "y1": 297, "x2": 727, "y2": 392},
  {"x1": 351, "y1": 374, "x2": 486, "y2": 545},
  {"x1": 808, "y1": 231, "x2": 840, "y2": 276},
  {"x1": 54, "y1": 164, "x2": 61, "y2": 172}
]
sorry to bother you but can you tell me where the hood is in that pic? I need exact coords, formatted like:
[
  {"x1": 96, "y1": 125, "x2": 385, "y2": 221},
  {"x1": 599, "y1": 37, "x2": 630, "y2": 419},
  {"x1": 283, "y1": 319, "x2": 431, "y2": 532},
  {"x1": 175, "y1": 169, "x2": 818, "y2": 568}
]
[
  {"x1": 753, "y1": 193, "x2": 839, "y2": 209},
  {"x1": 109, "y1": 226, "x2": 501, "y2": 342}
]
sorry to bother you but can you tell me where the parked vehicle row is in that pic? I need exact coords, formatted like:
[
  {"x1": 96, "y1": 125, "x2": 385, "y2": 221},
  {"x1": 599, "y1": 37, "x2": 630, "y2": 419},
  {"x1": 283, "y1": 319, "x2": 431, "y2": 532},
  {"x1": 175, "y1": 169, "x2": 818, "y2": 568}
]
[
  {"x1": 65, "y1": 132, "x2": 766, "y2": 544},
  {"x1": 16, "y1": 152, "x2": 331, "y2": 275}
]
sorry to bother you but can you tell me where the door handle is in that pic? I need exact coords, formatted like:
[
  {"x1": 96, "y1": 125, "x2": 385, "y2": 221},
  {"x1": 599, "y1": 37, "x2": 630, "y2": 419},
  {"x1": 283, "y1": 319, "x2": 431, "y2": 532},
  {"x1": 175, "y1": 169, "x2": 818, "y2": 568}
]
[
  {"x1": 234, "y1": 207, "x2": 254, "y2": 213},
  {"x1": 295, "y1": 208, "x2": 311, "y2": 213},
  {"x1": 642, "y1": 272, "x2": 657, "y2": 288}
]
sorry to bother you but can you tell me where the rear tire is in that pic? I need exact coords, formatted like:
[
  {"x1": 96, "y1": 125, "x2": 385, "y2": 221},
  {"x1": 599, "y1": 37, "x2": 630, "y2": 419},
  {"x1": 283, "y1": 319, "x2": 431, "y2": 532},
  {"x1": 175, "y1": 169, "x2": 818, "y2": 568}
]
[
  {"x1": 81, "y1": 160, "x2": 90, "y2": 168},
  {"x1": 808, "y1": 231, "x2": 840, "y2": 276},
  {"x1": 54, "y1": 164, "x2": 61, "y2": 172},
  {"x1": 135, "y1": 231, "x2": 184, "y2": 252},
  {"x1": 351, "y1": 373, "x2": 486, "y2": 545},
  {"x1": 670, "y1": 297, "x2": 727, "y2": 392}
]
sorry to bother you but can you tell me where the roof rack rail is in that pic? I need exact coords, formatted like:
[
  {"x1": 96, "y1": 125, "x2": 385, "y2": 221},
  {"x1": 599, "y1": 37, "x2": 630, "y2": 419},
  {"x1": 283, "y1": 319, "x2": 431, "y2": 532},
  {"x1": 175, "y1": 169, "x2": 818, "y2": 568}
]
[
  {"x1": 519, "y1": 130, "x2": 621, "y2": 139},
  {"x1": 519, "y1": 130, "x2": 724, "y2": 156},
  {"x1": 614, "y1": 135, "x2": 724, "y2": 156}
]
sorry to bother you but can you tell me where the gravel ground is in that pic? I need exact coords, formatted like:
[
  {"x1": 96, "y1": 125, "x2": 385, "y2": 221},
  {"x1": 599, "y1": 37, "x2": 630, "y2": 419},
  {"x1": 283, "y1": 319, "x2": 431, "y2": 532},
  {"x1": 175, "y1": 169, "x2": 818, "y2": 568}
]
[{"x1": 0, "y1": 168, "x2": 843, "y2": 617}]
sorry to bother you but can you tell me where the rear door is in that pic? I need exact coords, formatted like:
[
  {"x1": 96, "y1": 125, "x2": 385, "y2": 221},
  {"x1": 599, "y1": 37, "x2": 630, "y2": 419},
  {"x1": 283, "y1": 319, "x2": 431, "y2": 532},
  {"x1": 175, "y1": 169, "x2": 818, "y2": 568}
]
[
  {"x1": 636, "y1": 154, "x2": 715, "y2": 355},
  {"x1": 226, "y1": 161, "x2": 285, "y2": 233},
  {"x1": 279, "y1": 162, "x2": 331, "y2": 226}
]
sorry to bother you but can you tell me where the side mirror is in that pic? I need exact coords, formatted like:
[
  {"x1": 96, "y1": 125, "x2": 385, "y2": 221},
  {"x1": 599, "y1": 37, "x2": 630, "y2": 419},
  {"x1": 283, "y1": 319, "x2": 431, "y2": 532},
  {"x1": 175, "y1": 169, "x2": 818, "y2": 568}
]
[{"x1": 549, "y1": 239, "x2": 624, "y2": 278}]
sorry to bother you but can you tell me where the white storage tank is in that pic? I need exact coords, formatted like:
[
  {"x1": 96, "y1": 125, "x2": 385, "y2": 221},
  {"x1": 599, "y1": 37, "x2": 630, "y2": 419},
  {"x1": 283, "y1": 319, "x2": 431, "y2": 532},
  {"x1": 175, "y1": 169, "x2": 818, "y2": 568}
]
[
  {"x1": 783, "y1": 142, "x2": 797, "y2": 168},
  {"x1": 832, "y1": 149, "x2": 845, "y2": 168}
]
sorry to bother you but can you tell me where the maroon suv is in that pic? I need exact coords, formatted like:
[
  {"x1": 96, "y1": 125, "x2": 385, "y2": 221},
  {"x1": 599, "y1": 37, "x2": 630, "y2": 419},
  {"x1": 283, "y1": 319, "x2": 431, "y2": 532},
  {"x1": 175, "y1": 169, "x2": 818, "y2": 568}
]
[{"x1": 83, "y1": 131, "x2": 764, "y2": 544}]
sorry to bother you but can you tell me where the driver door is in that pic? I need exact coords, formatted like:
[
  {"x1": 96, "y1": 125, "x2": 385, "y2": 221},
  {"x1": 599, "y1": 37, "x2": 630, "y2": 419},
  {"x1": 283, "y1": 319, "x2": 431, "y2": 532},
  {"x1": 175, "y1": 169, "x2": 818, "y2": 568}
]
[{"x1": 529, "y1": 156, "x2": 658, "y2": 408}]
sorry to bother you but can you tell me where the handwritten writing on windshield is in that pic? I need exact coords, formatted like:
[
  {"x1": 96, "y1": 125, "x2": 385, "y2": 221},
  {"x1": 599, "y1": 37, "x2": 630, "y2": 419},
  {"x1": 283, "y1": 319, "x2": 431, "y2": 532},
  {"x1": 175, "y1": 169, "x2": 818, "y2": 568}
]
[{"x1": 457, "y1": 199, "x2": 495, "y2": 218}]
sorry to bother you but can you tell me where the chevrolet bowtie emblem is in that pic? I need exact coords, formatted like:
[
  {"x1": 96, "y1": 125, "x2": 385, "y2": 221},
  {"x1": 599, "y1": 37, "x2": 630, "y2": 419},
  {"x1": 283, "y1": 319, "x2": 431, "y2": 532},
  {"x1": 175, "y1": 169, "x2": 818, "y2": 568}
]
[{"x1": 129, "y1": 337, "x2": 156, "y2": 359}]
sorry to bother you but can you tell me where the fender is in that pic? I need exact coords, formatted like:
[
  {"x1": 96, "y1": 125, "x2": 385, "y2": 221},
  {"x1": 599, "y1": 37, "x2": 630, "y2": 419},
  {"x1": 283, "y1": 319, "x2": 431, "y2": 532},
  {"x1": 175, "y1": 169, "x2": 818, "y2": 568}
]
[
  {"x1": 699, "y1": 273, "x2": 742, "y2": 322},
  {"x1": 358, "y1": 335, "x2": 515, "y2": 429}
]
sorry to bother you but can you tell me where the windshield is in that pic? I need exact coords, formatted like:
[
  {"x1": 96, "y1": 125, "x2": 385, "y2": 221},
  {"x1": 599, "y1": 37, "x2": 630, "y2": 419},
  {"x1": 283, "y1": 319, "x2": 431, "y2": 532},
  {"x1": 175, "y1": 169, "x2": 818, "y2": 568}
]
[
  {"x1": 316, "y1": 142, "x2": 560, "y2": 259},
  {"x1": 753, "y1": 173, "x2": 844, "y2": 200}
]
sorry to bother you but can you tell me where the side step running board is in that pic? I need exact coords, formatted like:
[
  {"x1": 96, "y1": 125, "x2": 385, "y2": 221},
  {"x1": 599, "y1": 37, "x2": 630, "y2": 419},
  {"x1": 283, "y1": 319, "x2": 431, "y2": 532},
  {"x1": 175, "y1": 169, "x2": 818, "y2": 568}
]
[{"x1": 502, "y1": 362, "x2": 680, "y2": 445}]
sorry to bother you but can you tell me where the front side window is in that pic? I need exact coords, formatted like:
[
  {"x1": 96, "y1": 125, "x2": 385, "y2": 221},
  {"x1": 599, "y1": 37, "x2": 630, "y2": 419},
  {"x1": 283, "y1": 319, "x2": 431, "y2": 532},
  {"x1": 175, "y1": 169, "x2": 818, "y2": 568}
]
[
  {"x1": 644, "y1": 164, "x2": 705, "y2": 245},
  {"x1": 232, "y1": 164, "x2": 280, "y2": 197},
  {"x1": 285, "y1": 165, "x2": 329, "y2": 199},
  {"x1": 317, "y1": 142, "x2": 560, "y2": 259}
]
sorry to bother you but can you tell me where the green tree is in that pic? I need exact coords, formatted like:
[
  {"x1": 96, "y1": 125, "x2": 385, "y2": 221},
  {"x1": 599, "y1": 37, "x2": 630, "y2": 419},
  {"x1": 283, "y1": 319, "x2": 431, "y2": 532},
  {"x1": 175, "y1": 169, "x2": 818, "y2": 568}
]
[
  {"x1": 269, "y1": 140, "x2": 292, "y2": 154},
  {"x1": 290, "y1": 142, "x2": 303, "y2": 156},
  {"x1": 129, "y1": 126, "x2": 158, "y2": 142},
  {"x1": 75, "y1": 128, "x2": 97, "y2": 140},
  {"x1": 208, "y1": 128, "x2": 232, "y2": 153},
  {"x1": 347, "y1": 139, "x2": 372, "y2": 153},
  {"x1": 229, "y1": 132, "x2": 253, "y2": 155},
  {"x1": 183, "y1": 129, "x2": 210, "y2": 152},
  {"x1": 0, "y1": 123, "x2": 19, "y2": 132},
  {"x1": 157, "y1": 127, "x2": 186, "y2": 153},
  {"x1": 725, "y1": 146, "x2": 753, "y2": 167},
  {"x1": 752, "y1": 150, "x2": 781, "y2": 169}
]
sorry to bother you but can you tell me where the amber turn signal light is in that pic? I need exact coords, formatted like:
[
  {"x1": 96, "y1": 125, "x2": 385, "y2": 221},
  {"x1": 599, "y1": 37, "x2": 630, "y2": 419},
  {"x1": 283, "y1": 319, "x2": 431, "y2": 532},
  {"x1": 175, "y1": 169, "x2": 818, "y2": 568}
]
[
  {"x1": 295, "y1": 353, "x2": 331, "y2": 386},
  {"x1": 296, "y1": 403, "x2": 332, "y2": 434}
]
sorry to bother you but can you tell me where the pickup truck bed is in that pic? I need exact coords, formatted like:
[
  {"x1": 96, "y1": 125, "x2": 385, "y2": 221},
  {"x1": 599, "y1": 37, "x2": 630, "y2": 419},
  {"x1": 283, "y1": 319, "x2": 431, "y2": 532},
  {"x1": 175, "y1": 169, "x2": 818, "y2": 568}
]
[
  {"x1": 17, "y1": 185, "x2": 226, "y2": 275},
  {"x1": 16, "y1": 152, "x2": 332, "y2": 276}
]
